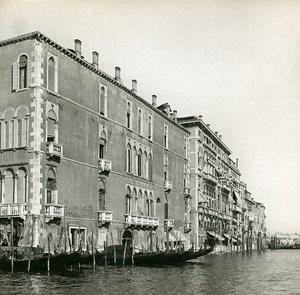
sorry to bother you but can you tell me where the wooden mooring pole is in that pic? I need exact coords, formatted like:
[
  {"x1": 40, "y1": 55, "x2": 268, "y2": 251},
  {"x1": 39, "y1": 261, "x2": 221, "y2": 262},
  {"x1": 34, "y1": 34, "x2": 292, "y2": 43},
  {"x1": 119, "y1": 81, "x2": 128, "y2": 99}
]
[
  {"x1": 47, "y1": 233, "x2": 51, "y2": 274},
  {"x1": 11, "y1": 218, "x2": 14, "y2": 275}
]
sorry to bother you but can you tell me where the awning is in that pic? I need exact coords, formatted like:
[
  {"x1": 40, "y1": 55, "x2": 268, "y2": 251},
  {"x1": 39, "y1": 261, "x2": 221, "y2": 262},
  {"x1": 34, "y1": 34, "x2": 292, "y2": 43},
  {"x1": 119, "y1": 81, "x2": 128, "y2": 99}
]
[
  {"x1": 166, "y1": 232, "x2": 176, "y2": 242},
  {"x1": 232, "y1": 237, "x2": 237, "y2": 242},
  {"x1": 199, "y1": 193, "x2": 208, "y2": 203},
  {"x1": 223, "y1": 234, "x2": 230, "y2": 239},
  {"x1": 207, "y1": 231, "x2": 217, "y2": 238},
  {"x1": 173, "y1": 230, "x2": 188, "y2": 242},
  {"x1": 215, "y1": 234, "x2": 225, "y2": 241},
  {"x1": 232, "y1": 191, "x2": 242, "y2": 207}
]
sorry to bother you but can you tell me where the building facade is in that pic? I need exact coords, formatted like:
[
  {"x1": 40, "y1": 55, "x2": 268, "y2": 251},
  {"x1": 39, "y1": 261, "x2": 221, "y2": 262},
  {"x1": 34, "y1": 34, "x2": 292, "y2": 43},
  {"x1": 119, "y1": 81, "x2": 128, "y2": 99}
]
[
  {"x1": 0, "y1": 32, "x2": 190, "y2": 252},
  {"x1": 178, "y1": 116, "x2": 266, "y2": 252}
]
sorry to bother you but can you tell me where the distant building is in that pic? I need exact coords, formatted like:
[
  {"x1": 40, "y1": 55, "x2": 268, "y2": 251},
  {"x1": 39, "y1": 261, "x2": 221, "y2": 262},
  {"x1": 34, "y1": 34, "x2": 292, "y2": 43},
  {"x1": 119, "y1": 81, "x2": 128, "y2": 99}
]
[{"x1": 0, "y1": 32, "x2": 189, "y2": 251}]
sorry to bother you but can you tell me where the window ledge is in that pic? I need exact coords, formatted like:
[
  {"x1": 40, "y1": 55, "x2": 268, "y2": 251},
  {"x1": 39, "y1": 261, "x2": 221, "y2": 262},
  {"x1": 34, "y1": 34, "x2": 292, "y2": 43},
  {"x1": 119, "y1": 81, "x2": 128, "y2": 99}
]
[
  {"x1": 15, "y1": 87, "x2": 29, "y2": 93},
  {"x1": 0, "y1": 146, "x2": 29, "y2": 152}
]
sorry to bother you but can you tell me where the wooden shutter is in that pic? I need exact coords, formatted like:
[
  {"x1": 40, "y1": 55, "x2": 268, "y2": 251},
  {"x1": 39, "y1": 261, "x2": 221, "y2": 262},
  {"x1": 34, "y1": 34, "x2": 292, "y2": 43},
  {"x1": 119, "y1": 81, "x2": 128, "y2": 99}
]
[{"x1": 12, "y1": 62, "x2": 18, "y2": 91}]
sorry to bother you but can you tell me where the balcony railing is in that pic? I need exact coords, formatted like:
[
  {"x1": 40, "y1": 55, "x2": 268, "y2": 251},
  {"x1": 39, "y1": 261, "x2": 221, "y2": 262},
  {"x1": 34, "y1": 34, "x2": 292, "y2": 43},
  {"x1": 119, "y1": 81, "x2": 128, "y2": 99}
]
[
  {"x1": 47, "y1": 142, "x2": 63, "y2": 158},
  {"x1": 0, "y1": 203, "x2": 28, "y2": 218},
  {"x1": 125, "y1": 214, "x2": 159, "y2": 228},
  {"x1": 45, "y1": 204, "x2": 64, "y2": 218},
  {"x1": 184, "y1": 187, "x2": 191, "y2": 196},
  {"x1": 203, "y1": 172, "x2": 218, "y2": 184},
  {"x1": 164, "y1": 219, "x2": 175, "y2": 229},
  {"x1": 164, "y1": 181, "x2": 172, "y2": 191},
  {"x1": 98, "y1": 211, "x2": 113, "y2": 225},
  {"x1": 98, "y1": 159, "x2": 112, "y2": 173}
]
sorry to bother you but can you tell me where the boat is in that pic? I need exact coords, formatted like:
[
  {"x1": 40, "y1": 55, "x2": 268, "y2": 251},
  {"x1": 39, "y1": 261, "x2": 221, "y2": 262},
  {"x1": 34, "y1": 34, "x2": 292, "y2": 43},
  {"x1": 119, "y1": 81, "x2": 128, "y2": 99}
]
[{"x1": 80, "y1": 245, "x2": 214, "y2": 266}]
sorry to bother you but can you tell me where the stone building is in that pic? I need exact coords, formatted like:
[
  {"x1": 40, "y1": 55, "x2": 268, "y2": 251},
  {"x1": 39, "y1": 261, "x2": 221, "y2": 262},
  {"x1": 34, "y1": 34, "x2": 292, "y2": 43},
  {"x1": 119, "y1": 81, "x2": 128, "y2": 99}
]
[
  {"x1": 0, "y1": 31, "x2": 190, "y2": 252},
  {"x1": 178, "y1": 115, "x2": 265, "y2": 252}
]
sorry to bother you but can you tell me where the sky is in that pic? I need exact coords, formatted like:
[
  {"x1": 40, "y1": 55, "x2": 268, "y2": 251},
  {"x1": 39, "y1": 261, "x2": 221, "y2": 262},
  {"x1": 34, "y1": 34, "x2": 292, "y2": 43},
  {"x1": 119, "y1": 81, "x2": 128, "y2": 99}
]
[{"x1": 0, "y1": 0, "x2": 299, "y2": 234}]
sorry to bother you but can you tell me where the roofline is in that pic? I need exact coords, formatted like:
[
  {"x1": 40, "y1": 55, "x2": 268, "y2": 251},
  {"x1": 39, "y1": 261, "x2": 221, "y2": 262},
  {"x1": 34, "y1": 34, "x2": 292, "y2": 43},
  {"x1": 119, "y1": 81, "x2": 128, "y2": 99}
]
[
  {"x1": 0, "y1": 31, "x2": 189, "y2": 134},
  {"x1": 177, "y1": 116, "x2": 232, "y2": 154}
]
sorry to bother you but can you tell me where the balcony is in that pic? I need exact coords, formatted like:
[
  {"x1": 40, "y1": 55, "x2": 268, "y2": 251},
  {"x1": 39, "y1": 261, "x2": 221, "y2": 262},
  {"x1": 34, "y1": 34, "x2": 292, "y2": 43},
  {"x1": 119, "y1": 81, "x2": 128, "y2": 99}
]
[
  {"x1": 0, "y1": 203, "x2": 28, "y2": 219},
  {"x1": 98, "y1": 211, "x2": 113, "y2": 226},
  {"x1": 164, "y1": 219, "x2": 175, "y2": 230},
  {"x1": 47, "y1": 142, "x2": 63, "y2": 159},
  {"x1": 45, "y1": 204, "x2": 64, "y2": 220},
  {"x1": 248, "y1": 213, "x2": 255, "y2": 222},
  {"x1": 184, "y1": 222, "x2": 192, "y2": 233},
  {"x1": 98, "y1": 158, "x2": 112, "y2": 173},
  {"x1": 125, "y1": 214, "x2": 159, "y2": 229},
  {"x1": 184, "y1": 187, "x2": 191, "y2": 196},
  {"x1": 164, "y1": 180, "x2": 172, "y2": 192},
  {"x1": 203, "y1": 172, "x2": 218, "y2": 184}
]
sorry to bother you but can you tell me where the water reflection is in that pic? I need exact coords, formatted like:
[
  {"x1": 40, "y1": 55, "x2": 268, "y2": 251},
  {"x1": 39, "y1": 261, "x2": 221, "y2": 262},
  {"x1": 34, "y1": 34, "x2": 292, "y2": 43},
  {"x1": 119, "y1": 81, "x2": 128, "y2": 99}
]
[{"x1": 0, "y1": 250, "x2": 300, "y2": 295}]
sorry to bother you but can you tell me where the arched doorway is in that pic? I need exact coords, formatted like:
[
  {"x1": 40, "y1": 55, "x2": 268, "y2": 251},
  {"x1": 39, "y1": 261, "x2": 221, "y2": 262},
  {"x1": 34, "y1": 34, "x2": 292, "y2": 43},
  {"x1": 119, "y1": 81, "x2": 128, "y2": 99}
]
[{"x1": 122, "y1": 230, "x2": 133, "y2": 247}]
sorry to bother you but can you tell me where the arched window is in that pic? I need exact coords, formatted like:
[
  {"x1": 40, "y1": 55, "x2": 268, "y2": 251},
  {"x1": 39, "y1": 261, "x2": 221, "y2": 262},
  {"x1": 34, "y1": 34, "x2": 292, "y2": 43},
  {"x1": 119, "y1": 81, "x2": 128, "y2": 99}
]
[
  {"x1": 4, "y1": 169, "x2": 14, "y2": 203},
  {"x1": 132, "y1": 147, "x2": 137, "y2": 175},
  {"x1": 125, "y1": 186, "x2": 131, "y2": 214},
  {"x1": 148, "y1": 115, "x2": 152, "y2": 140},
  {"x1": 98, "y1": 179, "x2": 106, "y2": 211},
  {"x1": 5, "y1": 109, "x2": 14, "y2": 149},
  {"x1": 149, "y1": 192, "x2": 154, "y2": 216},
  {"x1": 17, "y1": 168, "x2": 27, "y2": 203},
  {"x1": 19, "y1": 55, "x2": 28, "y2": 89},
  {"x1": 47, "y1": 110, "x2": 57, "y2": 142},
  {"x1": 145, "y1": 191, "x2": 149, "y2": 215},
  {"x1": 99, "y1": 131, "x2": 106, "y2": 159},
  {"x1": 126, "y1": 144, "x2": 132, "y2": 173},
  {"x1": 144, "y1": 152, "x2": 148, "y2": 179},
  {"x1": 17, "y1": 106, "x2": 29, "y2": 147},
  {"x1": 100, "y1": 87, "x2": 105, "y2": 115},
  {"x1": 137, "y1": 109, "x2": 142, "y2": 134},
  {"x1": 46, "y1": 168, "x2": 57, "y2": 204},
  {"x1": 126, "y1": 101, "x2": 131, "y2": 129},
  {"x1": 148, "y1": 154, "x2": 153, "y2": 181},
  {"x1": 137, "y1": 149, "x2": 142, "y2": 177},
  {"x1": 164, "y1": 196, "x2": 169, "y2": 219},
  {"x1": 137, "y1": 189, "x2": 143, "y2": 215},
  {"x1": 132, "y1": 188, "x2": 137, "y2": 214},
  {"x1": 48, "y1": 57, "x2": 55, "y2": 92}
]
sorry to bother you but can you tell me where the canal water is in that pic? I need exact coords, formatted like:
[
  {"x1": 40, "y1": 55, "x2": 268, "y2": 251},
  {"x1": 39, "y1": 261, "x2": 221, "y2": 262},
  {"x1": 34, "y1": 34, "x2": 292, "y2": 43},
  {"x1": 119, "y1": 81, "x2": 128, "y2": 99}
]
[{"x1": 0, "y1": 250, "x2": 299, "y2": 295}]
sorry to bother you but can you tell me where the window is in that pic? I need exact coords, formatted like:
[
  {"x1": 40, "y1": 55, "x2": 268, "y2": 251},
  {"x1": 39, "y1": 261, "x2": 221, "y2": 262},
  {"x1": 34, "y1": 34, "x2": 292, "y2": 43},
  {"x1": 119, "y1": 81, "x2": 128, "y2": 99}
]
[
  {"x1": 98, "y1": 179, "x2": 106, "y2": 211},
  {"x1": 125, "y1": 187, "x2": 131, "y2": 214},
  {"x1": 48, "y1": 57, "x2": 55, "y2": 92},
  {"x1": 126, "y1": 101, "x2": 132, "y2": 129},
  {"x1": 4, "y1": 109, "x2": 14, "y2": 149},
  {"x1": 144, "y1": 152, "x2": 149, "y2": 179},
  {"x1": 163, "y1": 125, "x2": 168, "y2": 148},
  {"x1": 184, "y1": 137, "x2": 188, "y2": 158},
  {"x1": 47, "y1": 110, "x2": 57, "y2": 142},
  {"x1": 19, "y1": 55, "x2": 28, "y2": 89},
  {"x1": 99, "y1": 131, "x2": 106, "y2": 159},
  {"x1": 17, "y1": 168, "x2": 27, "y2": 203},
  {"x1": 99, "y1": 85, "x2": 107, "y2": 116},
  {"x1": 4, "y1": 169, "x2": 14, "y2": 203},
  {"x1": 148, "y1": 115, "x2": 153, "y2": 140},
  {"x1": 148, "y1": 154, "x2": 153, "y2": 181},
  {"x1": 132, "y1": 147, "x2": 137, "y2": 175},
  {"x1": 17, "y1": 106, "x2": 29, "y2": 147},
  {"x1": 137, "y1": 189, "x2": 143, "y2": 215},
  {"x1": 137, "y1": 149, "x2": 142, "y2": 177},
  {"x1": 70, "y1": 227, "x2": 86, "y2": 251},
  {"x1": 46, "y1": 168, "x2": 57, "y2": 204},
  {"x1": 126, "y1": 144, "x2": 132, "y2": 173},
  {"x1": 137, "y1": 108, "x2": 143, "y2": 135}
]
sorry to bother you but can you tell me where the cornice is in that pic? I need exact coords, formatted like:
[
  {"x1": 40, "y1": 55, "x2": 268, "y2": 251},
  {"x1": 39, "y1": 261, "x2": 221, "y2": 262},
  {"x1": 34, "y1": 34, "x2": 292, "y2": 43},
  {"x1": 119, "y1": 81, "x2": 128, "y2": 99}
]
[{"x1": 0, "y1": 31, "x2": 189, "y2": 134}]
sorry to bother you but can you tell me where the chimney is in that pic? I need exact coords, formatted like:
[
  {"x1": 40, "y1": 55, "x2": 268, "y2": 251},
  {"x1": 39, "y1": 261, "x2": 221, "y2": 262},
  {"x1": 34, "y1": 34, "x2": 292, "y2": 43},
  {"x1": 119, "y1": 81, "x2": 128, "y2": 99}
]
[
  {"x1": 170, "y1": 113, "x2": 174, "y2": 120},
  {"x1": 173, "y1": 110, "x2": 177, "y2": 122},
  {"x1": 219, "y1": 134, "x2": 222, "y2": 140},
  {"x1": 92, "y1": 51, "x2": 99, "y2": 68},
  {"x1": 152, "y1": 95, "x2": 157, "y2": 107},
  {"x1": 236, "y1": 158, "x2": 239, "y2": 167},
  {"x1": 207, "y1": 124, "x2": 210, "y2": 128},
  {"x1": 74, "y1": 39, "x2": 82, "y2": 57},
  {"x1": 115, "y1": 67, "x2": 121, "y2": 81},
  {"x1": 198, "y1": 115, "x2": 203, "y2": 120},
  {"x1": 131, "y1": 79, "x2": 137, "y2": 93},
  {"x1": 215, "y1": 131, "x2": 218, "y2": 137}
]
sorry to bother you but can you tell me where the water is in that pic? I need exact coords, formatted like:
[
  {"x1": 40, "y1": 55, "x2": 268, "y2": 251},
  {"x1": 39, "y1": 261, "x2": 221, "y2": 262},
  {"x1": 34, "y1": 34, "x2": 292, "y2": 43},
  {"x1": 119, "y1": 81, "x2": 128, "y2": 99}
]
[{"x1": 0, "y1": 250, "x2": 299, "y2": 295}]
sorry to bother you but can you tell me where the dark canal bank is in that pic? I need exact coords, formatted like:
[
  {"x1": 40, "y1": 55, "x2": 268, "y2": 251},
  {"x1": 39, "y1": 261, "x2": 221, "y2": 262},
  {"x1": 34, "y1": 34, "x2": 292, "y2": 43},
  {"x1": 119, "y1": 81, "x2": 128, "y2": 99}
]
[{"x1": 1, "y1": 250, "x2": 299, "y2": 295}]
